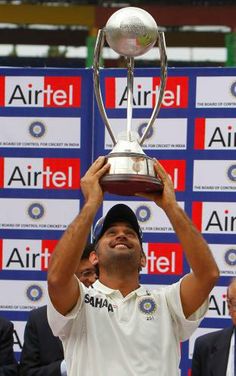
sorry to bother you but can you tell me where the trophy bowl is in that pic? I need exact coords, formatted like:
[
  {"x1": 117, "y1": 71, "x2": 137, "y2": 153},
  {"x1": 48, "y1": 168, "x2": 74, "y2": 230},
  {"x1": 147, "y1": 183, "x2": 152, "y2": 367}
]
[
  {"x1": 100, "y1": 136, "x2": 163, "y2": 196},
  {"x1": 101, "y1": 152, "x2": 162, "y2": 196}
]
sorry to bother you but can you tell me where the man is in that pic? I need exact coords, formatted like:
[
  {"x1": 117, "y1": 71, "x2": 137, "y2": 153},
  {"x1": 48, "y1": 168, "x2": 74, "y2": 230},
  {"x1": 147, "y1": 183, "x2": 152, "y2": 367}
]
[
  {"x1": 0, "y1": 316, "x2": 18, "y2": 376},
  {"x1": 47, "y1": 156, "x2": 219, "y2": 376},
  {"x1": 191, "y1": 278, "x2": 236, "y2": 376},
  {"x1": 19, "y1": 244, "x2": 97, "y2": 376}
]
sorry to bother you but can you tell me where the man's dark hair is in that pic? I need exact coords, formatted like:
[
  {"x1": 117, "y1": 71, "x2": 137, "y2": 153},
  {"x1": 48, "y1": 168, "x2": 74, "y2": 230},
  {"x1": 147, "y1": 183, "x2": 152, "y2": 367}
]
[{"x1": 81, "y1": 243, "x2": 95, "y2": 260}]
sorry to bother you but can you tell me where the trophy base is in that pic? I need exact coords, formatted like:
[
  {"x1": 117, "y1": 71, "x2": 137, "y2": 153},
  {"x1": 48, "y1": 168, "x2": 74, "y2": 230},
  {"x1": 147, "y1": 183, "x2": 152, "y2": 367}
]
[{"x1": 101, "y1": 173, "x2": 163, "y2": 196}]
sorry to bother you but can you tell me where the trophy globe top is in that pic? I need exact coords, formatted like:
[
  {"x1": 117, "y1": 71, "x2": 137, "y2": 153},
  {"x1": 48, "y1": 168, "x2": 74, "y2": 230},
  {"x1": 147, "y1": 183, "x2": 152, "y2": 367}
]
[{"x1": 105, "y1": 7, "x2": 158, "y2": 57}]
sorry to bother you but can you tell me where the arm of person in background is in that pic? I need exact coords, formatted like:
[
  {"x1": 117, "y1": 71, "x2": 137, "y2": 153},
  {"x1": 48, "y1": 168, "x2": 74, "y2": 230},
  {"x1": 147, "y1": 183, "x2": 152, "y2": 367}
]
[
  {"x1": 0, "y1": 317, "x2": 18, "y2": 376},
  {"x1": 47, "y1": 156, "x2": 110, "y2": 315},
  {"x1": 137, "y1": 159, "x2": 219, "y2": 318},
  {"x1": 19, "y1": 308, "x2": 65, "y2": 376}
]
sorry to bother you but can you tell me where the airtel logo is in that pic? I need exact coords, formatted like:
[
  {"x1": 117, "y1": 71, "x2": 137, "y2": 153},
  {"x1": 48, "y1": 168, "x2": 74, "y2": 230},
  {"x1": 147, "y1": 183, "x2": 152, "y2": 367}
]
[
  {"x1": 146, "y1": 243, "x2": 183, "y2": 275},
  {"x1": 1, "y1": 76, "x2": 81, "y2": 108},
  {"x1": 1, "y1": 157, "x2": 80, "y2": 189}
]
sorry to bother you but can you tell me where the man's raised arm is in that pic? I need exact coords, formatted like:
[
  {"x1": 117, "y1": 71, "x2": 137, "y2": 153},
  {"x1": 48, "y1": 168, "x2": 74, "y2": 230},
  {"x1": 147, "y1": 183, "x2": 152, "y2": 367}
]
[
  {"x1": 47, "y1": 157, "x2": 110, "y2": 315},
  {"x1": 138, "y1": 160, "x2": 219, "y2": 318}
]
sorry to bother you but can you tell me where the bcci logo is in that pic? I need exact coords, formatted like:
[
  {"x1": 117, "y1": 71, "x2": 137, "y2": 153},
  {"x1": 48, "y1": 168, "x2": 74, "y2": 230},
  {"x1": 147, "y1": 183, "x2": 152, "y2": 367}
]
[
  {"x1": 224, "y1": 249, "x2": 236, "y2": 266},
  {"x1": 26, "y1": 284, "x2": 43, "y2": 302},
  {"x1": 227, "y1": 164, "x2": 236, "y2": 182},
  {"x1": 29, "y1": 121, "x2": 46, "y2": 138},
  {"x1": 28, "y1": 203, "x2": 45, "y2": 220},
  {"x1": 137, "y1": 122, "x2": 154, "y2": 140},
  {"x1": 136, "y1": 205, "x2": 151, "y2": 222},
  {"x1": 139, "y1": 297, "x2": 157, "y2": 315},
  {"x1": 230, "y1": 82, "x2": 236, "y2": 98}
]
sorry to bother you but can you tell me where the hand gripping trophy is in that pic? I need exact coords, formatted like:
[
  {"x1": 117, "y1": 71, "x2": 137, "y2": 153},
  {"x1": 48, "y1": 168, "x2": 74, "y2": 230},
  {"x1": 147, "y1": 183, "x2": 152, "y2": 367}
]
[{"x1": 93, "y1": 7, "x2": 167, "y2": 196}]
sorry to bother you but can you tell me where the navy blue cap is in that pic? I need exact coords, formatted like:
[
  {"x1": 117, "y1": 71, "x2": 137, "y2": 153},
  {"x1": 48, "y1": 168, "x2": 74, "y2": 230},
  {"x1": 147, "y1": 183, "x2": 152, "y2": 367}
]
[{"x1": 93, "y1": 204, "x2": 143, "y2": 244}]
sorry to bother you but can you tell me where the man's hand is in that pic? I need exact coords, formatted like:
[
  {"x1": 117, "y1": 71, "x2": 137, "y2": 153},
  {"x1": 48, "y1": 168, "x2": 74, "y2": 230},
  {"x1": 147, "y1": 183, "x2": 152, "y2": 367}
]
[
  {"x1": 81, "y1": 156, "x2": 110, "y2": 209},
  {"x1": 136, "y1": 159, "x2": 177, "y2": 211}
]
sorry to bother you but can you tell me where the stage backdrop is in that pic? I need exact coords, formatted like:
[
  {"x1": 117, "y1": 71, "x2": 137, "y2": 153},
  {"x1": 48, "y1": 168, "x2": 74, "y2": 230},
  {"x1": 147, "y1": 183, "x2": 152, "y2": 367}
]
[{"x1": 0, "y1": 66, "x2": 235, "y2": 375}]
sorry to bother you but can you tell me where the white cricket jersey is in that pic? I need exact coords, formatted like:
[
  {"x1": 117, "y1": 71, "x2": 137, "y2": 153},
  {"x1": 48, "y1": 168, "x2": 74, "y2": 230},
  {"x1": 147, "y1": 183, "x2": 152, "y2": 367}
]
[{"x1": 48, "y1": 279, "x2": 208, "y2": 376}]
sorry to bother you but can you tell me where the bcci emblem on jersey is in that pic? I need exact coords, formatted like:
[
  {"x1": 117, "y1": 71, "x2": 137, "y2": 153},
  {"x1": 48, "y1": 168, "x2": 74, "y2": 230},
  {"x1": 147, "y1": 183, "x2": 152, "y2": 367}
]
[{"x1": 138, "y1": 297, "x2": 157, "y2": 315}]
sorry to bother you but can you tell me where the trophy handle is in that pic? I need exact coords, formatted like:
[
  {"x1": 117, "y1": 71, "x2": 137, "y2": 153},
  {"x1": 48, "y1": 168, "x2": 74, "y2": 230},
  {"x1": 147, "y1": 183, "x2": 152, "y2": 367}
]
[
  {"x1": 139, "y1": 31, "x2": 167, "y2": 146},
  {"x1": 93, "y1": 29, "x2": 117, "y2": 146}
]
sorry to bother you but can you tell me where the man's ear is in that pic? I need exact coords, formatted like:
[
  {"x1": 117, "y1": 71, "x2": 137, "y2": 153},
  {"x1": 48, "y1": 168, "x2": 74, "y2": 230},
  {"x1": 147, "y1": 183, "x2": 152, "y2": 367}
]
[
  {"x1": 141, "y1": 251, "x2": 146, "y2": 267},
  {"x1": 89, "y1": 251, "x2": 99, "y2": 266}
]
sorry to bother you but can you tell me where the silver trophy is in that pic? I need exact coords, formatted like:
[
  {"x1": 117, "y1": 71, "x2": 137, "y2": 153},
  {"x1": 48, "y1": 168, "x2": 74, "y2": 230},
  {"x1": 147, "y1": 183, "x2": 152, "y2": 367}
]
[{"x1": 93, "y1": 6, "x2": 167, "y2": 196}]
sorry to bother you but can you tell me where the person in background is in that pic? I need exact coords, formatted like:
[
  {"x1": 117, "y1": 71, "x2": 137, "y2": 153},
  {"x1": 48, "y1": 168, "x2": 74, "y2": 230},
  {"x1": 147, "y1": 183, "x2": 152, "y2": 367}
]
[
  {"x1": 0, "y1": 316, "x2": 18, "y2": 376},
  {"x1": 19, "y1": 243, "x2": 97, "y2": 376},
  {"x1": 191, "y1": 277, "x2": 236, "y2": 376},
  {"x1": 47, "y1": 157, "x2": 219, "y2": 376}
]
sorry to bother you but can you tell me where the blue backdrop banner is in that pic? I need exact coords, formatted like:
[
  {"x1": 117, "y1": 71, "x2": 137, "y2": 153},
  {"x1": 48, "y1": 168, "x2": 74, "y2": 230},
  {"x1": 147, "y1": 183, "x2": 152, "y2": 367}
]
[{"x1": 0, "y1": 66, "x2": 235, "y2": 374}]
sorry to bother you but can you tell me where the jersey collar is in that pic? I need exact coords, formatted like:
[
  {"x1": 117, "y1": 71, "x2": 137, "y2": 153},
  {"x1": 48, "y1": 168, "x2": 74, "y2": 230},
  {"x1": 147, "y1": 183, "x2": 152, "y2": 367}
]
[{"x1": 93, "y1": 279, "x2": 149, "y2": 298}]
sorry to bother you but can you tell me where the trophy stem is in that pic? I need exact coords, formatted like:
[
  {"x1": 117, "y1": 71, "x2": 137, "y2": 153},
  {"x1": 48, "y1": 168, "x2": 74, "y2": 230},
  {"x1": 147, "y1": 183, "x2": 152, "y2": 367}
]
[
  {"x1": 127, "y1": 57, "x2": 134, "y2": 142},
  {"x1": 139, "y1": 31, "x2": 167, "y2": 146}
]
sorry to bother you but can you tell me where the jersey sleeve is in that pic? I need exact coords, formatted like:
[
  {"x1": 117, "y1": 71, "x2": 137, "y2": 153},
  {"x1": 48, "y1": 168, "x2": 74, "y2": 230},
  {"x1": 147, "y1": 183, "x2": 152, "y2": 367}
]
[
  {"x1": 164, "y1": 279, "x2": 208, "y2": 341},
  {"x1": 47, "y1": 278, "x2": 86, "y2": 339}
]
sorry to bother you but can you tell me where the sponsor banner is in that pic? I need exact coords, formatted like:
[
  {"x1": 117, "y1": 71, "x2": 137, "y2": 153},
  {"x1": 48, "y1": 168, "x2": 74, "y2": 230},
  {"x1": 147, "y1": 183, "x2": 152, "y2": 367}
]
[
  {"x1": 141, "y1": 242, "x2": 183, "y2": 275},
  {"x1": 104, "y1": 118, "x2": 187, "y2": 150},
  {"x1": 1, "y1": 157, "x2": 80, "y2": 190},
  {"x1": 210, "y1": 244, "x2": 236, "y2": 276},
  {"x1": 194, "y1": 118, "x2": 236, "y2": 150},
  {"x1": 2, "y1": 76, "x2": 81, "y2": 108},
  {"x1": 103, "y1": 201, "x2": 185, "y2": 233},
  {"x1": 0, "y1": 280, "x2": 48, "y2": 311},
  {"x1": 0, "y1": 239, "x2": 57, "y2": 271},
  {"x1": 207, "y1": 286, "x2": 230, "y2": 319},
  {"x1": 192, "y1": 202, "x2": 236, "y2": 234},
  {"x1": 196, "y1": 76, "x2": 236, "y2": 108},
  {"x1": 105, "y1": 76, "x2": 188, "y2": 109},
  {"x1": 0, "y1": 198, "x2": 79, "y2": 230},
  {"x1": 193, "y1": 160, "x2": 236, "y2": 192},
  {"x1": 188, "y1": 328, "x2": 220, "y2": 358},
  {"x1": 13, "y1": 320, "x2": 25, "y2": 353},
  {"x1": 0, "y1": 117, "x2": 81, "y2": 149}
]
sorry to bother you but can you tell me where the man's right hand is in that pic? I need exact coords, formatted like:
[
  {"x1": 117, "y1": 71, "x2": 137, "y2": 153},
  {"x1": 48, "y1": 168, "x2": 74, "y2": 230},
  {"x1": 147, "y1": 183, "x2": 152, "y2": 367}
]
[
  {"x1": 136, "y1": 159, "x2": 177, "y2": 212},
  {"x1": 81, "y1": 156, "x2": 110, "y2": 210}
]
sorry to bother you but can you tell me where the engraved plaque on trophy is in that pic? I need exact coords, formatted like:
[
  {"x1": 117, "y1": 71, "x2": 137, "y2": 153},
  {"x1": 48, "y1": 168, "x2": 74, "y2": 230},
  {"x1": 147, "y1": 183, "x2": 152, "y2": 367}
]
[{"x1": 93, "y1": 7, "x2": 167, "y2": 195}]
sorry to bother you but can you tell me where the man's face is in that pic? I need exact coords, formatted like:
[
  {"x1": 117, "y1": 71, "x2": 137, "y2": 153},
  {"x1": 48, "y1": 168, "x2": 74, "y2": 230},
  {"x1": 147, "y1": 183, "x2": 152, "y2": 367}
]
[
  {"x1": 227, "y1": 281, "x2": 236, "y2": 326},
  {"x1": 96, "y1": 221, "x2": 146, "y2": 271},
  {"x1": 76, "y1": 259, "x2": 98, "y2": 287}
]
